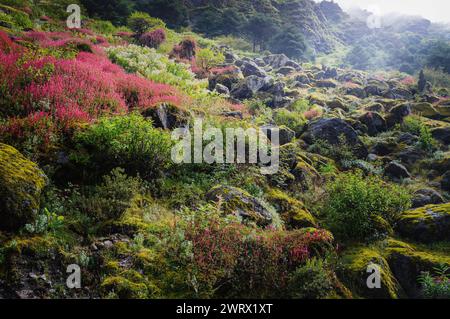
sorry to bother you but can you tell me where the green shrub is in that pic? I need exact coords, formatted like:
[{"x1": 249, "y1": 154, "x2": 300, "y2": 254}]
[
  {"x1": 418, "y1": 125, "x2": 437, "y2": 152},
  {"x1": 90, "y1": 20, "x2": 116, "y2": 35},
  {"x1": 273, "y1": 109, "x2": 306, "y2": 136},
  {"x1": 127, "y1": 12, "x2": 166, "y2": 35},
  {"x1": 401, "y1": 116, "x2": 437, "y2": 152},
  {"x1": 73, "y1": 113, "x2": 173, "y2": 179},
  {"x1": 196, "y1": 48, "x2": 225, "y2": 71},
  {"x1": 322, "y1": 170, "x2": 411, "y2": 242},
  {"x1": 422, "y1": 67, "x2": 450, "y2": 89},
  {"x1": 69, "y1": 168, "x2": 143, "y2": 222},
  {"x1": 418, "y1": 264, "x2": 450, "y2": 299},
  {"x1": 307, "y1": 135, "x2": 355, "y2": 165},
  {"x1": 287, "y1": 258, "x2": 334, "y2": 299}
]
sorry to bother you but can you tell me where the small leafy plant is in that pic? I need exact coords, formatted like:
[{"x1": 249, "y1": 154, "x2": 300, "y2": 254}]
[{"x1": 418, "y1": 264, "x2": 450, "y2": 299}]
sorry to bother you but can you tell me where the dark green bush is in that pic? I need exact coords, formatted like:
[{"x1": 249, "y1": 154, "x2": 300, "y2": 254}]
[
  {"x1": 73, "y1": 113, "x2": 173, "y2": 180},
  {"x1": 127, "y1": 11, "x2": 165, "y2": 35},
  {"x1": 287, "y1": 258, "x2": 334, "y2": 299},
  {"x1": 69, "y1": 168, "x2": 143, "y2": 222},
  {"x1": 321, "y1": 170, "x2": 411, "y2": 242}
]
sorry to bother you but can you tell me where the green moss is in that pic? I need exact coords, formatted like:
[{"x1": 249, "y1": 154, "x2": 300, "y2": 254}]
[
  {"x1": 266, "y1": 188, "x2": 317, "y2": 229},
  {"x1": 101, "y1": 272, "x2": 150, "y2": 299},
  {"x1": 384, "y1": 239, "x2": 450, "y2": 297},
  {"x1": 0, "y1": 143, "x2": 47, "y2": 231},
  {"x1": 396, "y1": 203, "x2": 450, "y2": 243},
  {"x1": 386, "y1": 239, "x2": 450, "y2": 267},
  {"x1": 338, "y1": 246, "x2": 402, "y2": 299}
]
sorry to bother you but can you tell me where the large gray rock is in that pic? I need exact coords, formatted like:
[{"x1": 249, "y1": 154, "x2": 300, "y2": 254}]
[
  {"x1": 412, "y1": 189, "x2": 444, "y2": 208},
  {"x1": 432, "y1": 127, "x2": 450, "y2": 144},
  {"x1": 230, "y1": 76, "x2": 273, "y2": 100},
  {"x1": 276, "y1": 66, "x2": 296, "y2": 76},
  {"x1": 301, "y1": 118, "x2": 368, "y2": 159},
  {"x1": 214, "y1": 83, "x2": 230, "y2": 95},
  {"x1": 384, "y1": 161, "x2": 411, "y2": 180},
  {"x1": 263, "y1": 54, "x2": 290, "y2": 69},
  {"x1": 386, "y1": 103, "x2": 411, "y2": 128},
  {"x1": 346, "y1": 87, "x2": 367, "y2": 99},
  {"x1": 359, "y1": 112, "x2": 387, "y2": 136},
  {"x1": 240, "y1": 60, "x2": 266, "y2": 78},
  {"x1": 384, "y1": 88, "x2": 413, "y2": 100}
]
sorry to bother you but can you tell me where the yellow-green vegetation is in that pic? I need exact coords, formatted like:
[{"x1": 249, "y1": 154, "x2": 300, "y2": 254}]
[
  {"x1": 266, "y1": 188, "x2": 317, "y2": 229},
  {"x1": 321, "y1": 170, "x2": 411, "y2": 242},
  {"x1": 396, "y1": 203, "x2": 450, "y2": 243},
  {"x1": 385, "y1": 239, "x2": 450, "y2": 297},
  {"x1": 338, "y1": 246, "x2": 402, "y2": 299},
  {"x1": 0, "y1": 143, "x2": 47, "y2": 231},
  {"x1": 101, "y1": 270, "x2": 157, "y2": 299}
]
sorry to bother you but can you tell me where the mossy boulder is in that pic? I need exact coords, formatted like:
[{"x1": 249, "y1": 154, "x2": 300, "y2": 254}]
[
  {"x1": 101, "y1": 270, "x2": 155, "y2": 299},
  {"x1": 337, "y1": 246, "x2": 402, "y2": 299},
  {"x1": 410, "y1": 102, "x2": 439, "y2": 118},
  {"x1": 385, "y1": 239, "x2": 450, "y2": 298},
  {"x1": 396, "y1": 203, "x2": 450, "y2": 243},
  {"x1": 301, "y1": 118, "x2": 368, "y2": 159},
  {"x1": 0, "y1": 143, "x2": 47, "y2": 231},
  {"x1": 206, "y1": 185, "x2": 273, "y2": 227},
  {"x1": 266, "y1": 188, "x2": 317, "y2": 229}
]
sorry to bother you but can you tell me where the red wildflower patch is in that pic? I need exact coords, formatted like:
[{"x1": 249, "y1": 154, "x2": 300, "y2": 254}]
[
  {"x1": 1, "y1": 37, "x2": 184, "y2": 148},
  {"x1": 139, "y1": 28, "x2": 166, "y2": 49}
]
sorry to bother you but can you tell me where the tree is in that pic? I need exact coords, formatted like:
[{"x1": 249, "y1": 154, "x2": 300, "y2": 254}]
[
  {"x1": 345, "y1": 44, "x2": 373, "y2": 70},
  {"x1": 196, "y1": 48, "x2": 225, "y2": 71},
  {"x1": 242, "y1": 13, "x2": 280, "y2": 52},
  {"x1": 127, "y1": 11, "x2": 166, "y2": 36},
  {"x1": 80, "y1": 0, "x2": 134, "y2": 25},
  {"x1": 134, "y1": 0, "x2": 189, "y2": 29},
  {"x1": 269, "y1": 26, "x2": 307, "y2": 60},
  {"x1": 426, "y1": 41, "x2": 450, "y2": 73},
  {"x1": 193, "y1": 7, "x2": 247, "y2": 37}
]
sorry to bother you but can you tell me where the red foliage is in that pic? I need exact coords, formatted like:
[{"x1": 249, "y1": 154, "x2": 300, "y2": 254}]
[
  {"x1": 400, "y1": 76, "x2": 416, "y2": 86},
  {"x1": 0, "y1": 31, "x2": 21, "y2": 53},
  {"x1": 183, "y1": 214, "x2": 333, "y2": 296},
  {"x1": 139, "y1": 28, "x2": 166, "y2": 49},
  {"x1": 0, "y1": 35, "x2": 184, "y2": 147},
  {"x1": 170, "y1": 38, "x2": 197, "y2": 61}
]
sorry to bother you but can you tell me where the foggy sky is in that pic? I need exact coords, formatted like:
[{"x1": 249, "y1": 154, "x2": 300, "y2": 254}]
[{"x1": 317, "y1": 0, "x2": 450, "y2": 23}]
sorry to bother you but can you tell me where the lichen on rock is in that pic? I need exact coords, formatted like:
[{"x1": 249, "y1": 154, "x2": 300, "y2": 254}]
[{"x1": 0, "y1": 143, "x2": 47, "y2": 232}]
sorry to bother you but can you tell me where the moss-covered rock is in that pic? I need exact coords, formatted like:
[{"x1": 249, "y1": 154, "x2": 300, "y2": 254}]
[
  {"x1": 385, "y1": 239, "x2": 450, "y2": 298},
  {"x1": 101, "y1": 270, "x2": 156, "y2": 299},
  {"x1": 266, "y1": 188, "x2": 317, "y2": 229},
  {"x1": 396, "y1": 203, "x2": 450, "y2": 243},
  {"x1": 410, "y1": 102, "x2": 439, "y2": 118},
  {"x1": 338, "y1": 246, "x2": 403, "y2": 299},
  {"x1": 0, "y1": 143, "x2": 47, "y2": 231},
  {"x1": 206, "y1": 185, "x2": 274, "y2": 227}
]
